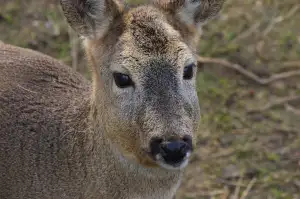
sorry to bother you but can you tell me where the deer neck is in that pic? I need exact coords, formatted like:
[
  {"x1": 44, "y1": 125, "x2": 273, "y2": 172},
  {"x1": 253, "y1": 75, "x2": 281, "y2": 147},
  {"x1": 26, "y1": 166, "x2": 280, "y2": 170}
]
[{"x1": 87, "y1": 105, "x2": 183, "y2": 199}]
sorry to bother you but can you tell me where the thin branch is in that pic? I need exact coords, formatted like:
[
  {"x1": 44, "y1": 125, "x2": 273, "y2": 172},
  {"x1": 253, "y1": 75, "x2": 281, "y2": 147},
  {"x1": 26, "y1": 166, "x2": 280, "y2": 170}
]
[
  {"x1": 197, "y1": 56, "x2": 300, "y2": 85},
  {"x1": 231, "y1": 21, "x2": 261, "y2": 43},
  {"x1": 198, "y1": 190, "x2": 226, "y2": 197},
  {"x1": 285, "y1": 104, "x2": 300, "y2": 116},
  {"x1": 221, "y1": 187, "x2": 230, "y2": 199},
  {"x1": 259, "y1": 96, "x2": 300, "y2": 111},
  {"x1": 282, "y1": 61, "x2": 300, "y2": 68},
  {"x1": 217, "y1": 178, "x2": 248, "y2": 188},
  {"x1": 240, "y1": 178, "x2": 257, "y2": 199},
  {"x1": 266, "y1": 70, "x2": 300, "y2": 83},
  {"x1": 210, "y1": 148, "x2": 235, "y2": 159},
  {"x1": 263, "y1": 5, "x2": 300, "y2": 36},
  {"x1": 232, "y1": 174, "x2": 243, "y2": 199},
  {"x1": 282, "y1": 5, "x2": 300, "y2": 20},
  {"x1": 271, "y1": 61, "x2": 300, "y2": 72},
  {"x1": 249, "y1": 96, "x2": 300, "y2": 113},
  {"x1": 255, "y1": 40, "x2": 270, "y2": 62}
]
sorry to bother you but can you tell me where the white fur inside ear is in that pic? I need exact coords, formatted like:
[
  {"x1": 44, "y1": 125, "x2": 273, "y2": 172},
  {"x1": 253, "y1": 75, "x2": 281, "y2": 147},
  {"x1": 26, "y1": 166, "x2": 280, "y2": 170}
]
[
  {"x1": 83, "y1": 0, "x2": 114, "y2": 39},
  {"x1": 94, "y1": 17, "x2": 112, "y2": 39},
  {"x1": 177, "y1": 0, "x2": 203, "y2": 33}
]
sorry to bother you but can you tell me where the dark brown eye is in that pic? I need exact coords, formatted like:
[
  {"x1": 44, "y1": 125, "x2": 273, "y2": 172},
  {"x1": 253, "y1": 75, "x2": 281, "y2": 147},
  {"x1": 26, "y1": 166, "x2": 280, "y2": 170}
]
[
  {"x1": 183, "y1": 63, "x2": 195, "y2": 80},
  {"x1": 113, "y1": 72, "x2": 134, "y2": 88}
]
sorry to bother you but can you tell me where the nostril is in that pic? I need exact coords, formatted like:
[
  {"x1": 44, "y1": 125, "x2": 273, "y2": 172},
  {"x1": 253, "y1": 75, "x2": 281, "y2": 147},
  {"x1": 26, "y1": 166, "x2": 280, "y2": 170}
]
[
  {"x1": 150, "y1": 137, "x2": 163, "y2": 156},
  {"x1": 182, "y1": 135, "x2": 193, "y2": 150},
  {"x1": 180, "y1": 143, "x2": 189, "y2": 153}
]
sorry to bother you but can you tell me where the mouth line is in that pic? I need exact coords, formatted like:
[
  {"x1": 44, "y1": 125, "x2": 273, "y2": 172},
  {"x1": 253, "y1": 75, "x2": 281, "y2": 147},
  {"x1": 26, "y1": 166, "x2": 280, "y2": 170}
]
[
  {"x1": 156, "y1": 157, "x2": 190, "y2": 170},
  {"x1": 142, "y1": 149, "x2": 191, "y2": 170},
  {"x1": 154, "y1": 152, "x2": 191, "y2": 170}
]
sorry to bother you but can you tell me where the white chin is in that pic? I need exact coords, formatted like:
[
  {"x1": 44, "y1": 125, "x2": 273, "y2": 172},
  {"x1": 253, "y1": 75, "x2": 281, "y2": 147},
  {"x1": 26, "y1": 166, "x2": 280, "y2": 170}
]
[{"x1": 155, "y1": 152, "x2": 191, "y2": 170}]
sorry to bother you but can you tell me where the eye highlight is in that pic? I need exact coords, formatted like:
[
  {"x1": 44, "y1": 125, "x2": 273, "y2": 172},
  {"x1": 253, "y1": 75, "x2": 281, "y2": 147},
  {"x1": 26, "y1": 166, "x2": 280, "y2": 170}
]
[
  {"x1": 183, "y1": 63, "x2": 196, "y2": 80},
  {"x1": 113, "y1": 72, "x2": 134, "y2": 88}
]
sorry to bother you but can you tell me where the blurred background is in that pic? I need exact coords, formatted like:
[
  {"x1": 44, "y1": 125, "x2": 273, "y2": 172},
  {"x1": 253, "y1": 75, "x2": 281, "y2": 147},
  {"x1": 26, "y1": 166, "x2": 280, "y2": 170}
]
[{"x1": 1, "y1": 0, "x2": 300, "y2": 198}]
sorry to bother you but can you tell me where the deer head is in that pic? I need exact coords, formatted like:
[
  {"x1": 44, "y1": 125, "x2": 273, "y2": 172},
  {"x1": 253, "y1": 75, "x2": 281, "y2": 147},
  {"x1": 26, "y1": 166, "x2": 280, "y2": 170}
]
[{"x1": 61, "y1": 0, "x2": 224, "y2": 170}]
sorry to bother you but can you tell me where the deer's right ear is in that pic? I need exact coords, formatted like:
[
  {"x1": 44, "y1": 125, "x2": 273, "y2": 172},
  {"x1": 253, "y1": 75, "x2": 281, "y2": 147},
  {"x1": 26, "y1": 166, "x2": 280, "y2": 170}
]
[{"x1": 60, "y1": 0, "x2": 124, "y2": 39}]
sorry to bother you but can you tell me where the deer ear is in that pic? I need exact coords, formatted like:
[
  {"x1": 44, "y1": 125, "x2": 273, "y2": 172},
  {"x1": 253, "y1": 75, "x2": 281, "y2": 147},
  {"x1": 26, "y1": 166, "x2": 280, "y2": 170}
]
[
  {"x1": 153, "y1": 0, "x2": 225, "y2": 30},
  {"x1": 60, "y1": 0, "x2": 123, "y2": 38}
]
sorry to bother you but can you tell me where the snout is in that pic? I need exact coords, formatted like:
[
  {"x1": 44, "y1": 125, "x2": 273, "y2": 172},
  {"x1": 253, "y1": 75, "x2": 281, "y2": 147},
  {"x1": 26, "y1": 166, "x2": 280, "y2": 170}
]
[{"x1": 149, "y1": 136, "x2": 193, "y2": 170}]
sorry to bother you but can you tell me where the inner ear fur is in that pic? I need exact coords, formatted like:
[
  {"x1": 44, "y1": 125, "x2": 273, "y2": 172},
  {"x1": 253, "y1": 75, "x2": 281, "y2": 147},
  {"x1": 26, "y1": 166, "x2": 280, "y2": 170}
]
[
  {"x1": 60, "y1": 0, "x2": 124, "y2": 38},
  {"x1": 152, "y1": 0, "x2": 225, "y2": 29}
]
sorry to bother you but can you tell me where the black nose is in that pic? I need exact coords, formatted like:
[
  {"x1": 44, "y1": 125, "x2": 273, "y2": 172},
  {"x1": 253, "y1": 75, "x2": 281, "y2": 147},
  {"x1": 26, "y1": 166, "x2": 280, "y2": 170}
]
[
  {"x1": 150, "y1": 136, "x2": 193, "y2": 165},
  {"x1": 160, "y1": 141, "x2": 191, "y2": 164}
]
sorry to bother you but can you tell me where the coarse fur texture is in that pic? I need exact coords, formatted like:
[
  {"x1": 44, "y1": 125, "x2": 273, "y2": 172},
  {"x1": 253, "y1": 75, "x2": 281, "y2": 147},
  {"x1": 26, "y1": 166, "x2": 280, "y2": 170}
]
[{"x1": 0, "y1": 0, "x2": 225, "y2": 198}]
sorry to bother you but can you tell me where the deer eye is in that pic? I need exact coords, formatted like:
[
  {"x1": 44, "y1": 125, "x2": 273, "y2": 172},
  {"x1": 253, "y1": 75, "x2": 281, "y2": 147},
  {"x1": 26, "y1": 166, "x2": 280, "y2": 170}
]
[
  {"x1": 113, "y1": 72, "x2": 134, "y2": 88},
  {"x1": 183, "y1": 63, "x2": 195, "y2": 80}
]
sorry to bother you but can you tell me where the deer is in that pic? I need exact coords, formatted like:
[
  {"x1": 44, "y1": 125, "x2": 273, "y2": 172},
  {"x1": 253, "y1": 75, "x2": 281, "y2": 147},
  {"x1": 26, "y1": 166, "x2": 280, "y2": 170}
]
[{"x1": 0, "y1": 0, "x2": 225, "y2": 198}]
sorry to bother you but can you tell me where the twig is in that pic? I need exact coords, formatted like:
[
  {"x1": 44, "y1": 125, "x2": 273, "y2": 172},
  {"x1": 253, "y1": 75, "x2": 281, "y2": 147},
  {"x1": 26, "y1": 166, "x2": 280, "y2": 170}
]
[
  {"x1": 210, "y1": 148, "x2": 235, "y2": 159},
  {"x1": 232, "y1": 174, "x2": 243, "y2": 199},
  {"x1": 281, "y1": 5, "x2": 300, "y2": 20},
  {"x1": 217, "y1": 178, "x2": 248, "y2": 188},
  {"x1": 271, "y1": 61, "x2": 300, "y2": 72},
  {"x1": 197, "y1": 56, "x2": 300, "y2": 85},
  {"x1": 221, "y1": 187, "x2": 230, "y2": 199},
  {"x1": 199, "y1": 190, "x2": 225, "y2": 197},
  {"x1": 259, "y1": 96, "x2": 300, "y2": 111},
  {"x1": 249, "y1": 95, "x2": 300, "y2": 112},
  {"x1": 231, "y1": 21, "x2": 261, "y2": 43},
  {"x1": 262, "y1": 18, "x2": 277, "y2": 37},
  {"x1": 282, "y1": 61, "x2": 300, "y2": 68},
  {"x1": 240, "y1": 178, "x2": 257, "y2": 199},
  {"x1": 263, "y1": 5, "x2": 300, "y2": 36},
  {"x1": 265, "y1": 70, "x2": 300, "y2": 83},
  {"x1": 255, "y1": 40, "x2": 270, "y2": 62},
  {"x1": 285, "y1": 104, "x2": 300, "y2": 116}
]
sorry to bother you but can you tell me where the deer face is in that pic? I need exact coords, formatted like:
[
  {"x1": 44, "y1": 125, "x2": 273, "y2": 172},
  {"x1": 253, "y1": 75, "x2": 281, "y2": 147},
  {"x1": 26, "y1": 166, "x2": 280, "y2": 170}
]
[{"x1": 61, "y1": 0, "x2": 224, "y2": 170}]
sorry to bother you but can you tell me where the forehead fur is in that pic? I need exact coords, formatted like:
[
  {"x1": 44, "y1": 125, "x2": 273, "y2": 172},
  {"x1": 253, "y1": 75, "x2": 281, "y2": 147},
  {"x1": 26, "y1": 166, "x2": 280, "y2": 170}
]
[
  {"x1": 84, "y1": 4, "x2": 196, "y2": 72},
  {"x1": 124, "y1": 6, "x2": 182, "y2": 55}
]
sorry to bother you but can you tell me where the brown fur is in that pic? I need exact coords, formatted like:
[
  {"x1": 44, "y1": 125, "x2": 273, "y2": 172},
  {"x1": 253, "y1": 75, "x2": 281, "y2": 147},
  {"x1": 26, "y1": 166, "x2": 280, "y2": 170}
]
[{"x1": 0, "y1": 0, "x2": 225, "y2": 198}]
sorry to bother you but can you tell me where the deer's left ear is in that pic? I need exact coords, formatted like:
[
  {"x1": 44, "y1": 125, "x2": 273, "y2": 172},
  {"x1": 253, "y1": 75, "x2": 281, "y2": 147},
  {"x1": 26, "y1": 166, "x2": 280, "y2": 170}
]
[{"x1": 153, "y1": 0, "x2": 225, "y2": 31}]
